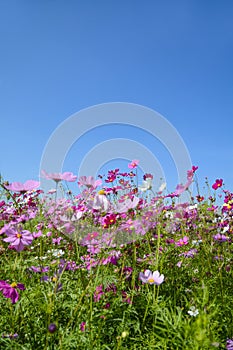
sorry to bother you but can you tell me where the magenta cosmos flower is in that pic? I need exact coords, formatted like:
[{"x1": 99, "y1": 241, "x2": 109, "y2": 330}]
[
  {"x1": 3, "y1": 227, "x2": 33, "y2": 251},
  {"x1": 139, "y1": 269, "x2": 164, "y2": 285},
  {"x1": 0, "y1": 280, "x2": 25, "y2": 304},
  {"x1": 41, "y1": 170, "x2": 77, "y2": 182},
  {"x1": 212, "y1": 179, "x2": 223, "y2": 190},
  {"x1": 5, "y1": 180, "x2": 40, "y2": 192}
]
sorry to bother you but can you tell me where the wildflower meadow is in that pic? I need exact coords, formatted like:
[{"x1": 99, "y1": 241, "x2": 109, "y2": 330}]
[{"x1": 0, "y1": 161, "x2": 233, "y2": 349}]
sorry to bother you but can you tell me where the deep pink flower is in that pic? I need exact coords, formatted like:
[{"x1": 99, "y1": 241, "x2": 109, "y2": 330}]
[
  {"x1": 3, "y1": 227, "x2": 33, "y2": 251},
  {"x1": 80, "y1": 322, "x2": 86, "y2": 332},
  {"x1": 128, "y1": 159, "x2": 139, "y2": 169},
  {"x1": 192, "y1": 165, "x2": 198, "y2": 173},
  {"x1": 102, "y1": 213, "x2": 117, "y2": 228},
  {"x1": 5, "y1": 180, "x2": 40, "y2": 193},
  {"x1": 212, "y1": 179, "x2": 223, "y2": 190},
  {"x1": 41, "y1": 170, "x2": 77, "y2": 183},
  {"x1": 0, "y1": 280, "x2": 25, "y2": 304}
]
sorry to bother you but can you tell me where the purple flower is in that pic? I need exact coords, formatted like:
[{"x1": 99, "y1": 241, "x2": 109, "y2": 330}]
[
  {"x1": 139, "y1": 269, "x2": 164, "y2": 285},
  {"x1": 2, "y1": 333, "x2": 18, "y2": 339},
  {"x1": 3, "y1": 227, "x2": 33, "y2": 251},
  {"x1": 0, "y1": 280, "x2": 25, "y2": 304},
  {"x1": 226, "y1": 338, "x2": 233, "y2": 350},
  {"x1": 5, "y1": 180, "x2": 40, "y2": 193},
  {"x1": 94, "y1": 285, "x2": 104, "y2": 302},
  {"x1": 28, "y1": 266, "x2": 50, "y2": 273},
  {"x1": 41, "y1": 170, "x2": 77, "y2": 183},
  {"x1": 213, "y1": 233, "x2": 229, "y2": 242},
  {"x1": 48, "y1": 323, "x2": 57, "y2": 333}
]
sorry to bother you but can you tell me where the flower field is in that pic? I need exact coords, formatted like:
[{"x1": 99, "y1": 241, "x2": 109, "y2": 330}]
[{"x1": 0, "y1": 161, "x2": 233, "y2": 349}]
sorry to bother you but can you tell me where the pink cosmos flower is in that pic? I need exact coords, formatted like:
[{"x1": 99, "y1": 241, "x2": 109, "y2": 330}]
[
  {"x1": 114, "y1": 196, "x2": 140, "y2": 213},
  {"x1": 128, "y1": 159, "x2": 139, "y2": 169},
  {"x1": 171, "y1": 168, "x2": 195, "y2": 196},
  {"x1": 5, "y1": 180, "x2": 40, "y2": 193},
  {"x1": 41, "y1": 170, "x2": 77, "y2": 182},
  {"x1": 212, "y1": 179, "x2": 223, "y2": 190},
  {"x1": 3, "y1": 227, "x2": 33, "y2": 251},
  {"x1": 139, "y1": 269, "x2": 164, "y2": 285},
  {"x1": 78, "y1": 176, "x2": 102, "y2": 189},
  {"x1": 175, "y1": 236, "x2": 189, "y2": 246},
  {"x1": 0, "y1": 280, "x2": 25, "y2": 304}
]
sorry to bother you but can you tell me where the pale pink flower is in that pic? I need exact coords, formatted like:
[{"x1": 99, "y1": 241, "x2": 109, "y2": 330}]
[
  {"x1": 78, "y1": 176, "x2": 102, "y2": 189},
  {"x1": 139, "y1": 269, "x2": 164, "y2": 285},
  {"x1": 5, "y1": 180, "x2": 40, "y2": 192},
  {"x1": 41, "y1": 170, "x2": 77, "y2": 182}
]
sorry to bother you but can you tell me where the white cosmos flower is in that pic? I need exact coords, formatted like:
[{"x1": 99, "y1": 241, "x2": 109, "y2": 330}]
[
  {"x1": 47, "y1": 249, "x2": 65, "y2": 257},
  {"x1": 92, "y1": 193, "x2": 110, "y2": 212},
  {"x1": 187, "y1": 306, "x2": 199, "y2": 317},
  {"x1": 139, "y1": 178, "x2": 153, "y2": 192}
]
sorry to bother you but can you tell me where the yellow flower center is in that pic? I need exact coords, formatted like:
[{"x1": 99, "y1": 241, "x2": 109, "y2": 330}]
[
  {"x1": 10, "y1": 282, "x2": 17, "y2": 288},
  {"x1": 148, "y1": 278, "x2": 154, "y2": 283},
  {"x1": 16, "y1": 233, "x2": 22, "y2": 238},
  {"x1": 98, "y1": 189, "x2": 106, "y2": 195}
]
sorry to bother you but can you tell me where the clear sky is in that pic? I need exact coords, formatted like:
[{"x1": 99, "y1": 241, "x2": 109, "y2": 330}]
[{"x1": 0, "y1": 0, "x2": 233, "y2": 196}]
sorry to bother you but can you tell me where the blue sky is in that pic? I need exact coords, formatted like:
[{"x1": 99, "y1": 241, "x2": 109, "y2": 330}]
[{"x1": 0, "y1": 0, "x2": 233, "y2": 196}]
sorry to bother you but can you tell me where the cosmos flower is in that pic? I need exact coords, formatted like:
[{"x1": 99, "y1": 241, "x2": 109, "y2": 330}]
[
  {"x1": 92, "y1": 192, "x2": 110, "y2": 212},
  {"x1": 187, "y1": 306, "x2": 199, "y2": 317},
  {"x1": 5, "y1": 180, "x2": 40, "y2": 193},
  {"x1": 78, "y1": 176, "x2": 102, "y2": 189},
  {"x1": 212, "y1": 179, "x2": 223, "y2": 190},
  {"x1": 114, "y1": 196, "x2": 139, "y2": 213},
  {"x1": 41, "y1": 170, "x2": 77, "y2": 183},
  {"x1": 139, "y1": 178, "x2": 153, "y2": 192},
  {"x1": 139, "y1": 269, "x2": 164, "y2": 285},
  {"x1": 0, "y1": 280, "x2": 25, "y2": 304},
  {"x1": 175, "y1": 236, "x2": 189, "y2": 246},
  {"x1": 3, "y1": 227, "x2": 33, "y2": 251},
  {"x1": 128, "y1": 160, "x2": 139, "y2": 169}
]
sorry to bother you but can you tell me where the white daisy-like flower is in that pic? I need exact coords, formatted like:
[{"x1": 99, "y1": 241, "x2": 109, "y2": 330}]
[
  {"x1": 47, "y1": 249, "x2": 65, "y2": 258},
  {"x1": 139, "y1": 178, "x2": 153, "y2": 192},
  {"x1": 187, "y1": 306, "x2": 199, "y2": 317}
]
